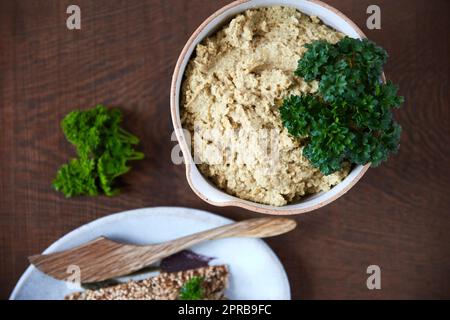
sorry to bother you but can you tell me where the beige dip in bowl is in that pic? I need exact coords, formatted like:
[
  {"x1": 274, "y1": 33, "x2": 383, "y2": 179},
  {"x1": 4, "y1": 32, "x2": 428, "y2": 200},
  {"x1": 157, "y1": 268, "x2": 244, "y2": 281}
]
[{"x1": 181, "y1": 7, "x2": 350, "y2": 206}]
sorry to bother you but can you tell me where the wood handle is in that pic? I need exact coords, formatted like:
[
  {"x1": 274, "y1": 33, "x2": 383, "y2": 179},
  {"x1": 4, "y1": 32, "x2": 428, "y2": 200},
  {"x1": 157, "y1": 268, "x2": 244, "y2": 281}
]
[{"x1": 135, "y1": 218, "x2": 296, "y2": 266}]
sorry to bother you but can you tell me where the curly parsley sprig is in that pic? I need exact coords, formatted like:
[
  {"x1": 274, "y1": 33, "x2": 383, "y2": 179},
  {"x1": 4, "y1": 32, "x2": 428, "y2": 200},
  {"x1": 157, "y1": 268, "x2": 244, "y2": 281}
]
[
  {"x1": 281, "y1": 37, "x2": 404, "y2": 175},
  {"x1": 179, "y1": 276, "x2": 204, "y2": 300},
  {"x1": 53, "y1": 105, "x2": 144, "y2": 197}
]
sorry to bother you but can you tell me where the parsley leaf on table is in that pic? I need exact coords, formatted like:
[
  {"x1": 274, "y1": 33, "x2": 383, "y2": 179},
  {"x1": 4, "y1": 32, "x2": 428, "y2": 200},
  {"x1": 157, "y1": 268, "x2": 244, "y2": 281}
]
[{"x1": 53, "y1": 105, "x2": 144, "y2": 197}]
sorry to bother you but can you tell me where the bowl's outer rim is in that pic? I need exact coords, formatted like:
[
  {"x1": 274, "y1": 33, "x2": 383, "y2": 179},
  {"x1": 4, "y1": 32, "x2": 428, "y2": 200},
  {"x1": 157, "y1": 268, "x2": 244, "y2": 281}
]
[{"x1": 170, "y1": 0, "x2": 373, "y2": 215}]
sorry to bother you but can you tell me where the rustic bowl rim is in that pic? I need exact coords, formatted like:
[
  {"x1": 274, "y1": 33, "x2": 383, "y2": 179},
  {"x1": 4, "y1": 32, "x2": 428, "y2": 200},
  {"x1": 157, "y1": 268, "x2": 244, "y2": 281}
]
[{"x1": 170, "y1": 0, "x2": 371, "y2": 215}]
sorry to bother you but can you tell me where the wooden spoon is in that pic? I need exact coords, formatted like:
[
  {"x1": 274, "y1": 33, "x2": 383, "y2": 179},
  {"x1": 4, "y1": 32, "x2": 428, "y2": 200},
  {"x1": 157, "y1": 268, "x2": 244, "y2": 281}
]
[{"x1": 29, "y1": 217, "x2": 296, "y2": 283}]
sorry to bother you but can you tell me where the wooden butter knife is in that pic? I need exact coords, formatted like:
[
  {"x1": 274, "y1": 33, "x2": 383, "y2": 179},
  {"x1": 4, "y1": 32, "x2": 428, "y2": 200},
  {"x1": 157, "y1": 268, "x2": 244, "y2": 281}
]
[{"x1": 29, "y1": 217, "x2": 296, "y2": 283}]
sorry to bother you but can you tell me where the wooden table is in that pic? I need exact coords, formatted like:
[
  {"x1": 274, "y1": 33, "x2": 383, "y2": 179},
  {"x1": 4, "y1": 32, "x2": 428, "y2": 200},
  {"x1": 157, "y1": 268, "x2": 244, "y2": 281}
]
[{"x1": 1, "y1": 0, "x2": 449, "y2": 300}]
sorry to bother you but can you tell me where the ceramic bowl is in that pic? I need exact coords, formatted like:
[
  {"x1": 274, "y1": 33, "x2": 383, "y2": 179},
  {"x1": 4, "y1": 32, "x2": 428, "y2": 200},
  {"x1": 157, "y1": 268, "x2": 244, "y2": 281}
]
[{"x1": 170, "y1": 0, "x2": 370, "y2": 215}]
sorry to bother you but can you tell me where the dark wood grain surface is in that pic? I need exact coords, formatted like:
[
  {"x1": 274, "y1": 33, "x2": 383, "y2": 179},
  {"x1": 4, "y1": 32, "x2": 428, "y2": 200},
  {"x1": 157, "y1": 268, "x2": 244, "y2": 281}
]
[{"x1": 1, "y1": 0, "x2": 449, "y2": 300}]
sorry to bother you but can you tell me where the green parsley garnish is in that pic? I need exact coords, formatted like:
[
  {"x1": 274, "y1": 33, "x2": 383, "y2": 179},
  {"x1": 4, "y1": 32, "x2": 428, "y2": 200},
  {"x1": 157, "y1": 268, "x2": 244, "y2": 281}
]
[
  {"x1": 281, "y1": 37, "x2": 404, "y2": 175},
  {"x1": 179, "y1": 276, "x2": 204, "y2": 300},
  {"x1": 53, "y1": 105, "x2": 144, "y2": 197}
]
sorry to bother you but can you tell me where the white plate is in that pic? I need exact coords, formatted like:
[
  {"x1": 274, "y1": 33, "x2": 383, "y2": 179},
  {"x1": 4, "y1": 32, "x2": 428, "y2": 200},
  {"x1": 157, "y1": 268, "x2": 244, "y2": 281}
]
[{"x1": 10, "y1": 207, "x2": 290, "y2": 300}]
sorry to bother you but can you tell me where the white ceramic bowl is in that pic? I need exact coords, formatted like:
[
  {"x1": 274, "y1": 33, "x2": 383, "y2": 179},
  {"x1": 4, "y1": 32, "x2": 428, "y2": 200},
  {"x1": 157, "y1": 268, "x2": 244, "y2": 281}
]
[{"x1": 170, "y1": 0, "x2": 370, "y2": 215}]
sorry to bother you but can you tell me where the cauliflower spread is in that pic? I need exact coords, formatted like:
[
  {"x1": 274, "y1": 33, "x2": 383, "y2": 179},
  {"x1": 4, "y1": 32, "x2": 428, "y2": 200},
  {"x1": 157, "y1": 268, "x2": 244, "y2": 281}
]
[{"x1": 181, "y1": 6, "x2": 350, "y2": 206}]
